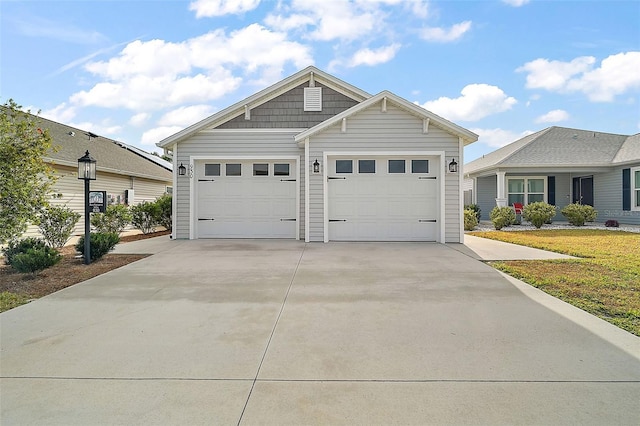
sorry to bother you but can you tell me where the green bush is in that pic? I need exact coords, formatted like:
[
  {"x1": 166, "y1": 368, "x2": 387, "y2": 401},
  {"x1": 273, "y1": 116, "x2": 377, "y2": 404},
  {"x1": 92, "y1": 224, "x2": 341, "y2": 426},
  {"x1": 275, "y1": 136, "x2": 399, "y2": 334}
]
[
  {"x1": 522, "y1": 202, "x2": 556, "y2": 229},
  {"x1": 75, "y1": 232, "x2": 120, "y2": 261},
  {"x1": 561, "y1": 203, "x2": 598, "y2": 226},
  {"x1": 464, "y1": 209, "x2": 478, "y2": 231},
  {"x1": 154, "y1": 194, "x2": 172, "y2": 231},
  {"x1": 91, "y1": 204, "x2": 131, "y2": 234},
  {"x1": 2, "y1": 237, "x2": 48, "y2": 266},
  {"x1": 464, "y1": 204, "x2": 481, "y2": 221},
  {"x1": 130, "y1": 202, "x2": 160, "y2": 234},
  {"x1": 490, "y1": 206, "x2": 516, "y2": 230},
  {"x1": 11, "y1": 247, "x2": 61, "y2": 273},
  {"x1": 37, "y1": 205, "x2": 81, "y2": 248}
]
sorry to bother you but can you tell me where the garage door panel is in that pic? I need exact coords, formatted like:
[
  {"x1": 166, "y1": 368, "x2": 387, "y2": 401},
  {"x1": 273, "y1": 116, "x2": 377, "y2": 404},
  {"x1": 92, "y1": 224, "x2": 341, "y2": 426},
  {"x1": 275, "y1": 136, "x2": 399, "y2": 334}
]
[
  {"x1": 196, "y1": 160, "x2": 296, "y2": 239},
  {"x1": 328, "y1": 156, "x2": 439, "y2": 242}
]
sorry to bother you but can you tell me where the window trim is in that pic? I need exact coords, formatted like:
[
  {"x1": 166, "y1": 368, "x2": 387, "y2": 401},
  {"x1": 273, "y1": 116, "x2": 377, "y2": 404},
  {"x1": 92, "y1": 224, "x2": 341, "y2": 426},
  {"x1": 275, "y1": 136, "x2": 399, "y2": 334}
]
[
  {"x1": 632, "y1": 166, "x2": 640, "y2": 211},
  {"x1": 507, "y1": 176, "x2": 547, "y2": 205},
  {"x1": 225, "y1": 163, "x2": 242, "y2": 177},
  {"x1": 252, "y1": 163, "x2": 269, "y2": 177},
  {"x1": 358, "y1": 159, "x2": 376, "y2": 174}
]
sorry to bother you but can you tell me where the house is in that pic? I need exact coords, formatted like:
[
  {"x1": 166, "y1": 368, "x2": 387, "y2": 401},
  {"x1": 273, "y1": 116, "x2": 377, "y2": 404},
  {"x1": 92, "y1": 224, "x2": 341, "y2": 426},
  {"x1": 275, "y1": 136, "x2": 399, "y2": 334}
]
[
  {"x1": 24, "y1": 114, "x2": 173, "y2": 238},
  {"x1": 463, "y1": 126, "x2": 640, "y2": 225},
  {"x1": 157, "y1": 66, "x2": 478, "y2": 243}
]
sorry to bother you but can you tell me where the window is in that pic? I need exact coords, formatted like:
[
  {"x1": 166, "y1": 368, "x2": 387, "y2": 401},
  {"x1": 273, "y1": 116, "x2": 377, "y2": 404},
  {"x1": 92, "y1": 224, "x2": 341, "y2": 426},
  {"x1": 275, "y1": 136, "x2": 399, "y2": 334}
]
[
  {"x1": 633, "y1": 167, "x2": 640, "y2": 210},
  {"x1": 358, "y1": 159, "x2": 375, "y2": 174},
  {"x1": 336, "y1": 160, "x2": 353, "y2": 174},
  {"x1": 205, "y1": 163, "x2": 220, "y2": 176},
  {"x1": 507, "y1": 177, "x2": 546, "y2": 205},
  {"x1": 388, "y1": 160, "x2": 405, "y2": 174},
  {"x1": 253, "y1": 163, "x2": 268, "y2": 176},
  {"x1": 412, "y1": 160, "x2": 428, "y2": 174},
  {"x1": 274, "y1": 163, "x2": 290, "y2": 176},
  {"x1": 226, "y1": 163, "x2": 241, "y2": 176}
]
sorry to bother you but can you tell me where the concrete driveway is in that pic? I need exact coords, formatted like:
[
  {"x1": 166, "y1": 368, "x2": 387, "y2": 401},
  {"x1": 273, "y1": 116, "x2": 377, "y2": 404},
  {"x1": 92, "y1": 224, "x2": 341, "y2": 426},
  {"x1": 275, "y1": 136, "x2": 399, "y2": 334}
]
[{"x1": 1, "y1": 239, "x2": 639, "y2": 425}]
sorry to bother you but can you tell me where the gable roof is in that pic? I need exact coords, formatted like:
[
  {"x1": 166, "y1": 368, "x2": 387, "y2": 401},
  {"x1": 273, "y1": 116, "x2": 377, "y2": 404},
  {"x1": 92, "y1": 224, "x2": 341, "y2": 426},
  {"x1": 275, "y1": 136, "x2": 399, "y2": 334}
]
[
  {"x1": 31, "y1": 114, "x2": 173, "y2": 181},
  {"x1": 157, "y1": 66, "x2": 371, "y2": 149},
  {"x1": 465, "y1": 126, "x2": 637, "y2": 176},
  {"x1": 294, "y1": 90, "x2": 478, "y2": 145}
]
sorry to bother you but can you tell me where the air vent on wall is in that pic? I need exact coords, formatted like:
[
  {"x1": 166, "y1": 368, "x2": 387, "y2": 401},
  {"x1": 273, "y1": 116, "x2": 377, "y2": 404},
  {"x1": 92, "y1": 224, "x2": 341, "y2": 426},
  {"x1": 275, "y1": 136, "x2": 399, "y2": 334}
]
[{"x1": 304, "y1": 87, "x2": 322, "y2": 112}]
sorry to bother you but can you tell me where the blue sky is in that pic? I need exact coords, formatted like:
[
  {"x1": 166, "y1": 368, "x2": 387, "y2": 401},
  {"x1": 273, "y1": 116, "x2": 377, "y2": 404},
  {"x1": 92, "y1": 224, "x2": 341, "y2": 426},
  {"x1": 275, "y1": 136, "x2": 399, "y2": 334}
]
[{"x1": 1, "y1": 0, "x2": 639, "y2": 162}]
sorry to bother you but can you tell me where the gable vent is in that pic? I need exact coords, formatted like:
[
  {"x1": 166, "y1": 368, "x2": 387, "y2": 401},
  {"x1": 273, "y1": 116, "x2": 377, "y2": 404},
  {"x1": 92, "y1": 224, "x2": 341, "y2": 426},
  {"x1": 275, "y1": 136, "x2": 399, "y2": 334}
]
[{"x1": 304, "y1": 87, "x2": 322, "y2": 112}]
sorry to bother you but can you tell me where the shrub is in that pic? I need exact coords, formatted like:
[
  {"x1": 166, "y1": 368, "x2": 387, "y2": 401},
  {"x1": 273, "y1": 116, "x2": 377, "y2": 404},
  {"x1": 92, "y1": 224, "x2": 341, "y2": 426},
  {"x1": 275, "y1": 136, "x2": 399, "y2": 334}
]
[
  {"x1": 154, "y1": 194, "x2": 172, "y2": 231},
  {"x1": 561, "y1": 203, "x2": 598, "y2": 226},
  {"x1": 464, "y1": 208, "x2": 478, "y2": 231},
  {"x1": 605, "y1": 219, "x2": 620, "y2": 228},
  {"x1": 75, "y1": 232, "x2": 120, "y2": 261},
  {"x1": 130, "y1": 202, "x2": 160, "y2": 234},
  {"x1": 37, "y1": 205, "x2": 81, "y2": 248},
  {"x1": 522, "y1": 202, "x2": 556, "y2": 229},
  {"x1": 11, "y1": 247, "x2": 61, "y2": 273},
  {"x1": 464, "y1": 204, "x2": 481, "y2": 221},
  {"x1": 2, "y1": 237, "x2": 48, "y2": 266},
  {"x1": 91, "y1": 204, "x2": 131, "y2": 234},
  {"x1": 490, "y1": 206, "x2": 516, "y2": 230}
]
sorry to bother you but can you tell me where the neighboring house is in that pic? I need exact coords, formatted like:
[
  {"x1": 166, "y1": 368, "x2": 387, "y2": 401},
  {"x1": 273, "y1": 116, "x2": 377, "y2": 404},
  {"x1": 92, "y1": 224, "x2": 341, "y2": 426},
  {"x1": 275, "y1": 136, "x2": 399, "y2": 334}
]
[
  {"x1": 23, "y1": 114, "x2": 173, "y2": 239},
  {"x1": 157, "y1": 66, "x2": 478, "y2": 243},
  {"x1": 463, "y1": 126, "x2": 640, "y2": 225}
]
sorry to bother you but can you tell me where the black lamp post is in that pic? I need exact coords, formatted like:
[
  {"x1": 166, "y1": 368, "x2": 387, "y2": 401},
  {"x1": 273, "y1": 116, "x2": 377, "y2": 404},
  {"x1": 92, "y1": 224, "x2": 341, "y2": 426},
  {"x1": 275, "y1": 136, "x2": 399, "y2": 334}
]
[{"x1": 77, "y1": 150, "x2": 96, "y2": 265}]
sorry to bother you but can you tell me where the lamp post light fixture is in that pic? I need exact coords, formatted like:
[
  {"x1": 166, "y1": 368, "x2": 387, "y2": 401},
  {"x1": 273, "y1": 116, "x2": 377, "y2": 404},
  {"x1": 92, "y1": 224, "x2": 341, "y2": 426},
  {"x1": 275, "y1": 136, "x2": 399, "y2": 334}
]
[
  {"x1": 77, "y1": 150, "x2": 96, "y2": 265},
  {"x1": 448, "y1": 158, "x2": 458, "y2": 173}
]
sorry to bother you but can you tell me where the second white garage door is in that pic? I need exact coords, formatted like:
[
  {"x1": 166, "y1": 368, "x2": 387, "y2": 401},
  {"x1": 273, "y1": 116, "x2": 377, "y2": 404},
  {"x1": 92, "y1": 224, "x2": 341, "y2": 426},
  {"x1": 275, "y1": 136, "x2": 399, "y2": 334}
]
[
  {"x1": 327, "y1": 156, "x2": 439, "y2": 241},
  {"x1": 196, "y1": 160, "x2": 297, "y2": 238}
]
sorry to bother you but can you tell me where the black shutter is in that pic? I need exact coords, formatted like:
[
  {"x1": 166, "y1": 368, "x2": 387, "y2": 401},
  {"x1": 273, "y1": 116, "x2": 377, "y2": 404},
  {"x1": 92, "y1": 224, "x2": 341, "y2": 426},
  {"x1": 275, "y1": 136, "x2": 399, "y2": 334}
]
[
  {"x1": 622, "y1": 168, "x2": 631, "y2": 211},
  {"x1": 548, "y1": 176, "x2": 556, "y2": 205}
]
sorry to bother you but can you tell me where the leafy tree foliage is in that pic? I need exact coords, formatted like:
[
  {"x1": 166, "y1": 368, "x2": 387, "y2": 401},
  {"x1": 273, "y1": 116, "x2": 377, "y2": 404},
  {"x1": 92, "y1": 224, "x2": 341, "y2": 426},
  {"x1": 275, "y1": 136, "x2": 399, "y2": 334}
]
[
  {"x1": 0, "y1": 100, "x2": 58, "y2": 244},
  {"x1": 38, "y1": 205, "x2": 81, "y2": 248}
]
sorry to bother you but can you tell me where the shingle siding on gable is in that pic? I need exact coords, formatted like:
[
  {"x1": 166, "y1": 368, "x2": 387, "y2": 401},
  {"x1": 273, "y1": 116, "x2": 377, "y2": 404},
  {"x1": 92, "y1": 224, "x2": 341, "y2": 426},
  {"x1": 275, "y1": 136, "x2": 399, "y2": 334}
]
[{"x1": 218, "y1": 83, "x2": 359, "y2": 129}]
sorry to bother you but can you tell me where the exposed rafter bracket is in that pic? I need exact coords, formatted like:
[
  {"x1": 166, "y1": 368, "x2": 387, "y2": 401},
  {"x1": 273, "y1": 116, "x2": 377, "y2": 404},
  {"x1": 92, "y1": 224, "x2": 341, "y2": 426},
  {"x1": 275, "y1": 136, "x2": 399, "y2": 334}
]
[
  {"x1": 381, "y1": 96, "x2": 387, "y2": 113},
  {"x1": 341, "y1": 117, "x2": 347, "y2": 133},
  {"x1": 423, "y1": 118, "x2": 430, "y2": 134},
  {"x1": 309, "y1": 71, "x2": 315, "y2": 87},
  {"x1": 244, "y1": 105, "x2": 250, "y2": 120}
]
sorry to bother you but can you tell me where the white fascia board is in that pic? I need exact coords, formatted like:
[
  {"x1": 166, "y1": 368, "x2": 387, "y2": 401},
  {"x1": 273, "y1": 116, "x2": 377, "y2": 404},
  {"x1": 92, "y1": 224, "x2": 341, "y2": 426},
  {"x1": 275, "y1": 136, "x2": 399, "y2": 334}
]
[
  {"x1": 467, "y1": 164, "x2": 616, "y2": 178},
  {"x1": 295, "y1": 91, "x2": 478, "y2": 146},
  {"x1": 157, "y1": 66, "x2": 370, "y2": 149}
]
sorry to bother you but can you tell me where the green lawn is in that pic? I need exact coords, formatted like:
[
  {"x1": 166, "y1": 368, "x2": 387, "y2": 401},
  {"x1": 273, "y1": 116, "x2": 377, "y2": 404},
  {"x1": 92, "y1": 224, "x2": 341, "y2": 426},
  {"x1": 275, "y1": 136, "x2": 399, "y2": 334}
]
[{"x1": 469, "y1": 229, "x2": 640, "y2": 336}]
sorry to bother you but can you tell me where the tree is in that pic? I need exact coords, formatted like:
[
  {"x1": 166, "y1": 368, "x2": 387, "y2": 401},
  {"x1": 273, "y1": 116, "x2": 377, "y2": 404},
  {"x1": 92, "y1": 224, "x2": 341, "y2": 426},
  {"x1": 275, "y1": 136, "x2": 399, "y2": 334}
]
[{"x1": 0, "y1": 100, "x2": 58, "y2": 244}]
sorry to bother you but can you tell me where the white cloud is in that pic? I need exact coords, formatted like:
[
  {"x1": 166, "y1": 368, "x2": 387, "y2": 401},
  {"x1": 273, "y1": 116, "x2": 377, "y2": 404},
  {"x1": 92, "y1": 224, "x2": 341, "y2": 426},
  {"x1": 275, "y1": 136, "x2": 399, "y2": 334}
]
[
  {"x1": 347, "y1": 44, "x2": 401, "y2": 67},
  {"x1": 189, "y1": 0, "x2": 261, "y2": 17},
  {"x1": 470, "y1": 128, "x2": 535, "y2": 148},
  {"x1": 13, "y1": 15, "x2": 106, "y2": 44},
  {"x1": 158, "y1": 105, "x2": 216, "y2": 127},
  {"x1": 130, "y1": 112, "x2": 151, "y2": 126},
  {"x1": 420, "y1": 84, "x2": 517, "y2": 122},
  {"x1": 536, "y1": 109, "x2": 569, "y2": 123},
  {"x1": 420, "y1": 21, "x2": 472, "y2": 43},
  {"x1": 41, "y1": 103, "x2": 77, "y2": 123},
  {"x1": 517, "y1": 52, "x2": 640, "y2": 102},
  {"x1": 70, "y1": 24, "x2": 312, "y2": 111},
  {"x1": 502, "y1": 0, "x2": 530, "y2": 7},
  {"x1": 141, "y1": 126, "x2": 184, "y2": 146}
]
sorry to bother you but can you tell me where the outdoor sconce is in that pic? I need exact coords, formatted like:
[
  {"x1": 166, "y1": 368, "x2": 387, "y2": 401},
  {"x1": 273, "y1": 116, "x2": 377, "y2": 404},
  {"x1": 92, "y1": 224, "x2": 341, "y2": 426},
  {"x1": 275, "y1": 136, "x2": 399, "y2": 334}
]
[
  {"x1": 77, "y1": 150, "x2": 97, "y2": 265},
  {"x1": 448, "y1": 158, "x2": 458, "y2": 173},
  {"x1": 178, "y1": 163, "x2": 186, "y2": 176},
  {"x1": 313, "y1": 158, "x2": 320, "y2": 174}
]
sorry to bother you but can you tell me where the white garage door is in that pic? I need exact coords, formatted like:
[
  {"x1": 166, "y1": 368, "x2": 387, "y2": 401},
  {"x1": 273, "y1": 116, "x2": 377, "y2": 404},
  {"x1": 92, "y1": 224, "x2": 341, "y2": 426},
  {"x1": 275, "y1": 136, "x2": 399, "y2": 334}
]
[
  {"x1": 196, "y1": 160, "x2": 297, "y2": 238},
  {"x1": 328, "y1": 156, "x2": 439, "y2": 241}
]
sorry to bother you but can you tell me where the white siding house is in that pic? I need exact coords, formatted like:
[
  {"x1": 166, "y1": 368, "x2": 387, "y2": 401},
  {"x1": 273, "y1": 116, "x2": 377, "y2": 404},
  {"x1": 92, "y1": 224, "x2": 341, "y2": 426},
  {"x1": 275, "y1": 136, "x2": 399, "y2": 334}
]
[{"x1": 158, "y1": 67, "x2": 478, "y2": 243}]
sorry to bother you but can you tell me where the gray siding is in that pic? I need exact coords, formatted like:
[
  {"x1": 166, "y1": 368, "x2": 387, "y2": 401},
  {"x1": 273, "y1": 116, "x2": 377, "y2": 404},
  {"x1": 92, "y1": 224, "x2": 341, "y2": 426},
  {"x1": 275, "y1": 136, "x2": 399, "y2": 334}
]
[
  {"x1": 174, "y1": 131, "x2": 304, "y2": 239},
  {"x1": 307, "y1": 104, "x2": 462, "y2": 243},
  {"x1": 476, "y1": 175, "x2": 496, "y2": 221},
  {"x1": 594, "y1": 166, "x2": 640, "y2": 225},
  {"x1": 218, "y1": 83, "x2": 359, "y2": 129}
]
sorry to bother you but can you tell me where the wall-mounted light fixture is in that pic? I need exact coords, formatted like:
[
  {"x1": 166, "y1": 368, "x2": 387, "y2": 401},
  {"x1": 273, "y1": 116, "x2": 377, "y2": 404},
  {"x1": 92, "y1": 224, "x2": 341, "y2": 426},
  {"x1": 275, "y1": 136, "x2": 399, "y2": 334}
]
[
  {"x1": 178, "y1": 163, "x2": 186, "y2": 176},
  {"x1": 313, "y1": 158, "x2": 320, "y2": 174},
  {"x1": 448, "y1": 158, "x2": 458, "y2": 173}
]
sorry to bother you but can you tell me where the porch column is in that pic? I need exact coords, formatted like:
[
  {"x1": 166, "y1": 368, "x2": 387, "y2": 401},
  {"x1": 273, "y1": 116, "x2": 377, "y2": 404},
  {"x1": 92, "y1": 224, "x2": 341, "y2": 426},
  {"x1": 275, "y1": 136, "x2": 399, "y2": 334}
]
[{"x1": 495, "y1": 171, "x2": 507, "y2": 207}]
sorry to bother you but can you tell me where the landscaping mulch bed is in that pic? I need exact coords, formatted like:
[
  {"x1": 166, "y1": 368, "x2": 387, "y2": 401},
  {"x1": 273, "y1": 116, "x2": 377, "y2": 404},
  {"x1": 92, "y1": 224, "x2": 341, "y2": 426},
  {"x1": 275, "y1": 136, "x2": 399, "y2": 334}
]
[{"x1": 0, "y1": 231, "x2": 169, "y2": 308}]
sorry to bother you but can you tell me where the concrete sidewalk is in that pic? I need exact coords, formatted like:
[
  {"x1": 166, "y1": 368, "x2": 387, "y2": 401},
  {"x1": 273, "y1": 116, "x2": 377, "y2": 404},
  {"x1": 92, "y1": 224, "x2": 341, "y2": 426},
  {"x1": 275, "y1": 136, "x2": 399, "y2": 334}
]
[
  {"x1": 452, "y1": 234, "x2": 575, "y2": 260},
  {"x1": 1, "y1": 240, "x2": 639, "y2": 425}
]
